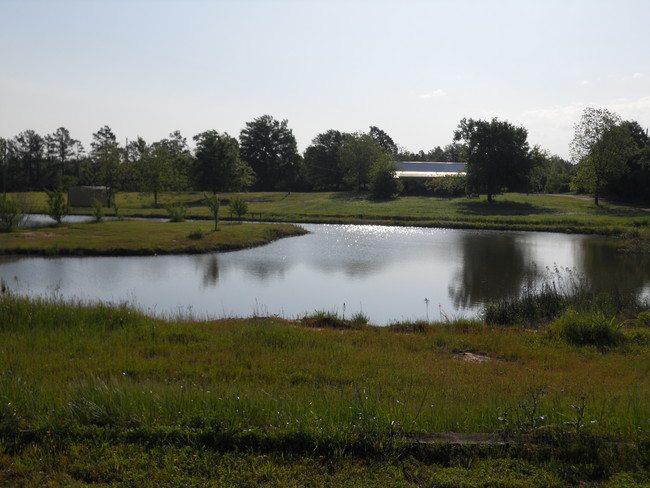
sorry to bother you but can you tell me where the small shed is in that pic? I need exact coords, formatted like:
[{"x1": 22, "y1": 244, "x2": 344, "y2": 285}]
[{"x1": 67, "y1": 186, "x2": 113, "y2": 207}]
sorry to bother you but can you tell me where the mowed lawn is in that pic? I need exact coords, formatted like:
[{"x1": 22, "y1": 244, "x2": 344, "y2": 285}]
[{"x1": 0, "y1": 219, "x2": 307, "y2": 255}]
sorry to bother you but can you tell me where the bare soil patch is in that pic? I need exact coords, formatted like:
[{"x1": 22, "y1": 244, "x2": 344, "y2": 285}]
[
  {"x1": 453, "y1": 351, "x2": 501, "y2": 363},
  {"x1": 20, "y1": 232, "x2": 57, "y2": 239}
]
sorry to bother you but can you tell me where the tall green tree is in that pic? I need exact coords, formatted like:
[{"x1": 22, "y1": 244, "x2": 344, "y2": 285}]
[
  {"x1": 137, "y1": 142, "x2": 177, "y2": 206},
  {"x1": 45, "y1": 127, "x2": 82, "y2": 189},
  {"x1": 570, "y1": 108, "x2": 635, "y2": 205},
  {"x1": 90, "y1": 126, "x2": 122, "y2": 200},
  {"x1": 8, "y1": 130, "x2": 46, "y2": 190},
  {"x1": 369, "y1": 126, "x2": 398, "y2": 155},
  {"x1": 239, "y1": 115, "x2": 301, "y2": 191},
  {"x1": 165, "y1": 131, "x2": 193, "y2": 191},
  {"x1": 303, "y1": 130, "x2": 346, "y2": 190},
  {"x1": 339, "y1": 133, "x2": 386, "y2": 192},
  {"x1": 193, "y1": 131, "x2": 252, "y2": 194},
  {"x1": 0, "y1": 138, "x2": 7, "y2": 195},
  {"x1": 454, "y1": 118, "x2": 532, "y2": 202}
]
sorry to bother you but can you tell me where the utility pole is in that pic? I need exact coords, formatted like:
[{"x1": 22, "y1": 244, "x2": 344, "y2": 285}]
[{"x1": 1, "y1": 138, "x2": 6, "y2": 196}]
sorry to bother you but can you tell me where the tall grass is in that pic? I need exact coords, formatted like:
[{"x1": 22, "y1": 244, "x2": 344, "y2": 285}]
[
  {"x1": 1, "y1": 294, "x2": 649, "y2": 444},
  {"x1": 484, "y1": 266, "x2": 647, "y2": 327}
]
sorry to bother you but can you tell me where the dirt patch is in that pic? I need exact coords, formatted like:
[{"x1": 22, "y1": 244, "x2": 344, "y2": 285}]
[
  {"x1": 453, "y1": 351, "x2": 500, "y2": 363},
  {"x1": 404, "y1": 432, "x2": 506, "y2": 445},
  {"x1": 20, "y1": 232, "x2": 57, "y2": 239}
]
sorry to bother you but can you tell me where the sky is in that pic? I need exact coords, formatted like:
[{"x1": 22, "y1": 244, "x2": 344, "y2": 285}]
[{"x1": 2, "y1": 0, "x2": 649, "y2": 160}]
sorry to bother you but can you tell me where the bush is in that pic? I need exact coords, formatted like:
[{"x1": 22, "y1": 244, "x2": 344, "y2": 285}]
[
  {"x1": 165, "y1": 203, "x2": 187, "y2": 222},
  {"x1": 92, "y1": 199, "x2": 104, "y2": 223},
  {"x1": 230, "y1": 195, "x2": 248, "y2": 221},
  {"x1": 46, "y1": 189, "x2": 71, "y2": 225},
  {"x1": 551, "y1": 310, "x2": 625, "y2": 349},
  {"x1": 187, "y1": 228, "x2": 205, "y2": 240},
  {"x1": 424, "y1": 175, "x2": 467, "y2": 197},
  {"x1": 369, "y1": 160, "x2": 402, "y2": 199},
  {"x1": 0, "y1": 196, "x2": 25, "y2": 232}
]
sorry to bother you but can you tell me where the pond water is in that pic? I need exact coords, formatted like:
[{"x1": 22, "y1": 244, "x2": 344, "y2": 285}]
[{"x1": 1, "y1": 223, "x2": 648, "y2": 324}]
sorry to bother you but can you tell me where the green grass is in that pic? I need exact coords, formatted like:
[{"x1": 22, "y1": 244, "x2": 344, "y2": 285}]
[
  {"x1": 14, "y1": 190, "x2": 650, "y2": 235},
  {"x1": 1, "y1": 295, "x2": 649, "y2": 485},
  {"x1": 0, "y1": 219, "x2": 307, "y2": 256}
]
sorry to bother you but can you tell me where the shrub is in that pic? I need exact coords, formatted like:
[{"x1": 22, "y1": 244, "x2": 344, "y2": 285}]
[
  {"x1": 230, "y1": 195, "x2": 248, "y2": 221},
  {"x1": 551, "y1": 309, "x2": 625, "y2": 349},
  {"x1": 350, "y1": 311, "x2": 370, "y2": 326},
  {"x1": 424, "y1": 175, "x2": 467, "y2": 197},
  {"x1": 187, "y1": 228, "x2": 205, "y2": 240},
  {"x1": 165, "y1": 203, "x2": 187, "y2": 222},
  {"x1": 46, "y1": 189, "x2": 71, "y2": 225},
  {"x1": 92, "y1": 199, "x2": 104, "y2": 223},
  {"x1": 369, "y1": 160, "x2": 402, "y2": 199},
  {"x1": 0, "y1": 195, "x2": 25, "y2": 232}
]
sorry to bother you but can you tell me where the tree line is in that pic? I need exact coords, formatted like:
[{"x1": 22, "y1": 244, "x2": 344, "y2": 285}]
[{"x1": 1, "y1": 110, "x2": 648, "y2": 204}]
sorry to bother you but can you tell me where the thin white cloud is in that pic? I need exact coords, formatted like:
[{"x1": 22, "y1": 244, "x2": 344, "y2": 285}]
[
  {"x1": 580, "y1": 79, "x2": 591, "y2": 86},
  {"x1": 420, "y1": 89, "x2": 446, "y2": 99},
  {"x1": 632, "y1": 72, "x2": 644, "y2": 79}
]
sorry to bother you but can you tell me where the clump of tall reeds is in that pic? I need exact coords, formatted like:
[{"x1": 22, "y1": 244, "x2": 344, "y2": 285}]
[{"x1": 484, "y1": 266, "x2": 646, "y2": 328}]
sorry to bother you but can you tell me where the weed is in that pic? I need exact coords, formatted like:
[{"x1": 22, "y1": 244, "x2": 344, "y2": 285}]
[
  {"x1": 552, "y1": 309, "x2": 625, "y2": 349},
  {"x1": 187, "y1": 228, "x2": 205, "y2": 240},
  {"x1": 165, "y1": 202, "x2": 187, "y2": 222},
  {"x1": 92, "y1": 199, "x2": 104, "y2": 222}
]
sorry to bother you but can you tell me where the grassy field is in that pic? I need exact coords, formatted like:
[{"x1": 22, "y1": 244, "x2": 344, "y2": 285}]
[
  {"x1": 13, "y1": 190, "x2": 650, "y2": 235},
  {"x1": 1, "y1": 295, "x2": 649, "y2": 486},
  {"x1": 0, "y1": 219, "x2": 307, "y2": 256}
]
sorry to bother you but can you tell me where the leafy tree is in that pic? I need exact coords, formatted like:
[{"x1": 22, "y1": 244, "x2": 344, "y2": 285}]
[
  {"x1": 90, "y1": 126, "x2": 122, "y2": 200},
  {"x1": 570, "y1": 108, "x2": 635, "y2": 205},
  {"x1": 8, "y1": 130, "x2": 47, "y2": 190},
  {"x1": 165, "y1": 131, "x2": 193, "y2": 191},
  {"x1": 138, "y1": 142, "x2": 176, "y2": 206},
  {"x1": 45, "y1": 189, "x2": 70, "y2": 225},
  {"x1": 0, "y1": 195, "x2": 25, "y2": 232},
  {"x1": 339, "y1": 133, "x2": 386, "y2": 192},
  {"x1": 45, "y1": 127, "x2": 82, "y2": 189},
  {"x1": 369, "y1": 159, "x2": 402, "y2": 199},
  {"x1": 601, "y1": 120, "x2": 650, "y2": 203},
  {"x1": 239, "y1": 115, "x2": 301, "y2": 191},
  {"x1": 454, "y1": 118, "x2": 532, "y2": 202},
  {"x1": 369, "y1": 126, "x2": 398, "y2": 155},
  {"x1": 303, "y1": 130, "x2": 346, "y2": 190},
  {"x1": 203, "y1": 193, "x2": 220, "y2": 231},
  {"x1": 230, "y1": 195, "x2": 249, "y2": 221},
  {"x1": 528, "y1": 147, "x2": 573, "y2": 194},
  {"x1": 0, "y1": 138, "x2": 7, "y2": 195},
  {"x1": 193, "y1": 131, "x2": 252, "y2": 193}
]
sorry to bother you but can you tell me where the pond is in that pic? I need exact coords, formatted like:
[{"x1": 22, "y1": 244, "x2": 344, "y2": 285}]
[{"x1": 1, "y1": 223, "x2": 648, "y2": 324}]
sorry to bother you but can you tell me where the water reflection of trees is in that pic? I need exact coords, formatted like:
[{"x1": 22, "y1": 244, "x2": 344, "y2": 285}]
[
  {"x1": 449, "y1": 232, "x2": 539, "y2": 309},
  {"x1": 579, "y1": 239, "x2": 650, "y2": 294},
  {"x1": 201, "y1": 256, "x2": 220, "y2": 286}
]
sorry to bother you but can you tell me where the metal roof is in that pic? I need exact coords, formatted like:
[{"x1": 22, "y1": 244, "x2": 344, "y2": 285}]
[{"x1": 392, "y1": 161, "x2": 466, "y2": 178}]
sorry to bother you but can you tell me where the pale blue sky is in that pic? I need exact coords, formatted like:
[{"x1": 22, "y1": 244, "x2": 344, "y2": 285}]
[{"x1": 2, "y1": 0, "x2": 649, "y2": 159}]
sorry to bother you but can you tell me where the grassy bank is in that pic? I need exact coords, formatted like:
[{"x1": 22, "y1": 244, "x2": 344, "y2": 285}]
[
  {"x1": 1, "y1": 295, "x2": 649, "y2": 485},
  {"x1": 0, "y1": 220, "x2": 307, "y2": 256},
  {"x1": 12, "y1": 190, "x2": 650, "y2": 236}
]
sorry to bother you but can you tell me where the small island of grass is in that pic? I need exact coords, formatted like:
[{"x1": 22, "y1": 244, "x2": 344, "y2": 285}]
[{"x1": 0, "y1": 219, "x2": 308, "y2": 256}]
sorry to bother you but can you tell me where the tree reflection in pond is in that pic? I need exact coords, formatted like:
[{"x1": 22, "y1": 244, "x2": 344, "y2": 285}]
[{"x1": 449, "y1": 232, "x2": 540, "y2": 309}]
